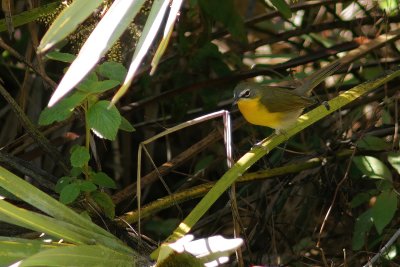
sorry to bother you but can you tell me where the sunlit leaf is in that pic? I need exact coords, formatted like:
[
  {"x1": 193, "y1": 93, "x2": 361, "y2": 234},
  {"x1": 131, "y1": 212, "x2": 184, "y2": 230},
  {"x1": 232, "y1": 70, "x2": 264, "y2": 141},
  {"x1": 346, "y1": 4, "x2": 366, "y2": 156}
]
[
  {"x1": 0, "y1": 200, "x2": 92, "y2": 245},
  {"x1": 48, "y1": 0, "x2": 147, "y2": 107},
  {"x1": 111, "y1": 0, "x2": 170, "y2": 105},
  {"x1": 0, "y1": 237, "x2": 60, "y2": 266},
  {"x1": 353, "y1": 156, "x2": 392, "y2": 181},
  {"x1": 38, "y1": 0, "x2": 104, "y2": 53},
  {"x1": 20, "y1": 244, "x2": 135, "y2": 267},
  {"x1": 388, "y1": 152, "x2": 400, "y2": 174},
  {"x1": 150, "y1": 0, "x2": 183, "y2": 75},
  {"x1": 0, "y1": 167, "x2": 132, "y2": 254}
]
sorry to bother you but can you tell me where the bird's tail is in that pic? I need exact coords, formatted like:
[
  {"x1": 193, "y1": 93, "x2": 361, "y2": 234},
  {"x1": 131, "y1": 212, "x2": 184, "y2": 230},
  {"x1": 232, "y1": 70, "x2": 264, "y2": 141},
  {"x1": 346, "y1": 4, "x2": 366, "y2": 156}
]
[{"x1": 294, "y1": 61, "x2": 341, "y2": 96}]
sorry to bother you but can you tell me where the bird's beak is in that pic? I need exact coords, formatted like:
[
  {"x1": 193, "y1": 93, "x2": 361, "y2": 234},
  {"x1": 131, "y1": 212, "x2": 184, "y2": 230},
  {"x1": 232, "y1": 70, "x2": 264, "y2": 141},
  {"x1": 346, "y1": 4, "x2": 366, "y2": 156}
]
[{"x1": 232, "y1": 95, "x2": 238, "y2": 106}]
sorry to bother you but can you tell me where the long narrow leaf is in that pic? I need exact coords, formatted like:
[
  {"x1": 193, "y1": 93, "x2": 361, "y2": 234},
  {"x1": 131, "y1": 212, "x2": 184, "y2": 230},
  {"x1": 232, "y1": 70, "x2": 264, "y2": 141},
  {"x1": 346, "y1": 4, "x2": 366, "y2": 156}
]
[
  {"x1": 20, "y1": 245, "x2": 136, "y2": 267},
  {"x1": 0, "y1": 200, "x2": 92, "y2": 245},
  {"x1": 48, "y1": 0, "x2": 146, "y2": 107},
  {"x1": 38, "y1": 0, "x2": 104, "y2": 53},
  {"x1": 0, "y1": 167, "x2": 113, "y2": 240},
  {"x1": 111, "y1": 0, "x2": 170, "y2": 105},
  {"x1": 150, "y1": 0, "x2": 183, "y2": 75},
  {"x1": 0, "y1": 203, "x2": 133, "y2": 255},
  {"x1": 0, "y1": 236, "x2": 67, "y2": 266}
]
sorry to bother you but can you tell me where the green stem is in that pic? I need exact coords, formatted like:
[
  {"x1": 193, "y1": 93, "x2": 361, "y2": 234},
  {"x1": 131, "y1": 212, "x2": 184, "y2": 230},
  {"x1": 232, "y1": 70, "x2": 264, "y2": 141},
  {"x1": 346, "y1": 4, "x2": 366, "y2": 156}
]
[{"x1": 84, "y1": 101, "x2": 90, "y2": 180}]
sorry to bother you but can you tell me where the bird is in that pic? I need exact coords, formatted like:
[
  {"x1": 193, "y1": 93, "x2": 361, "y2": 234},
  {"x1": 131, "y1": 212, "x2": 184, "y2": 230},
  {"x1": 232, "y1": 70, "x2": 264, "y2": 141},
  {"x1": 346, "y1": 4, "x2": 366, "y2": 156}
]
[{"x1": 233, "y1": 62, "x2": 340, "y2": 133}]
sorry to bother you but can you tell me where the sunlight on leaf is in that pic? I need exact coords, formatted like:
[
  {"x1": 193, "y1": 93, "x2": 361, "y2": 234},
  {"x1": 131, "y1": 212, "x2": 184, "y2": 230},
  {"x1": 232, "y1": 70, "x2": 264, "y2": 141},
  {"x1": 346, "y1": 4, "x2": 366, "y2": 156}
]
[
  {"x1": 111, "y1": 0, "x2": 170, "y2": 105},
  {"x1": 47, "y1": 0, "x2": 146, "y2": 107},
  {"x1": 38, "y1": 0, "x2": 104, "y2": 53},
  {"x1": 352, "y1": 156, "x2": 392, "y2": 181}
]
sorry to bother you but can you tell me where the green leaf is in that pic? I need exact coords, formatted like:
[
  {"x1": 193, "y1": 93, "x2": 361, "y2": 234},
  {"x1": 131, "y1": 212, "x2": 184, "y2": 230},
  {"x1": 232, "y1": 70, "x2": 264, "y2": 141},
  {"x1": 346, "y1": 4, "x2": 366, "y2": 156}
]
[
  {"x1": 269, "y1": 0, "x2": 292, "y2": 19},
  {"x1": 91, "y1": 191, "x2": 115, "y2": 219},
  {"x1": 356, "y1": 135, "x2": 390, "y2": 151},
  {"x1": 0, "y1": 201, "x2": 95, "y2": 246},
  {"x1": 46, "y1": 51, "x2": 76, "y2": 63},
  {"x1": 92, "y1": 172, "x2": 117, "y2": 189},
  {"x1": 0, "y1": 166, "x2": 130, "y2": 253},
  {"x1": 97, "y1": 61, "x2": 127, "y2": 83},
  {"x1": 70, "y1": 146, "x2": 90, "y2": 168},
  {"x1": 350, "y1": 192, "x2": 371, "y2": 208},
  {"x1": 353, "y1": 156, "x2": 392, "y2": 181},
  {"x1": 111, "y1": 0, "x2": 171, "y2": 105},
  {"x1": 198, "y1": 0, "x2": 246, "y2": 41},
  {"x1": 352, "y1": 210, "x2": 373, "y2": 250},
  {"x1": 371, "y1": 190, "x2": 397, "y2": 234},
  {"x1": 59, "y1": 183, "x2": 81, "y2": 204},
  {"x1": 38, "y1": 0, "x2": 105, "y2": 53},
  {"x1": 119, "y1": 116, "x2": 135, "y2": 132},
  {"x1": 55, "y1": 176, "x2": 74, "y2": 194},
  {"x1": 79, "y1": 181, "x2": 97, "y2": 192},
  {"x1": 78, "y1": 80, "x2": 120, "y2": 94},
  {"x1": 87, "y1": 101, "x2": 121, "y2": 140},
  {"x1": 70, "y1": 167, "x2": 83, "y2": 177},
  {"x1": 38, "y1": 91, "x2": 88, "y2": 125},
  {"x1": 381, "y1": 109, "x2": 392, "y2": 124},
  {"x1": 19, "y1": 244, "x2": 135, "y2": 267},
  {"x1": 150, "y1": 0, "x2": 183, "y2": 74},
  {"x1": 388, "y1": 152, "x2": 400, "y2": 175},
  {"x1": 0, "y1": 237, "x2": 60, "y2": 266},
  {"x1": 379, "y1": 0, "x2": 399, "y2": 14}
]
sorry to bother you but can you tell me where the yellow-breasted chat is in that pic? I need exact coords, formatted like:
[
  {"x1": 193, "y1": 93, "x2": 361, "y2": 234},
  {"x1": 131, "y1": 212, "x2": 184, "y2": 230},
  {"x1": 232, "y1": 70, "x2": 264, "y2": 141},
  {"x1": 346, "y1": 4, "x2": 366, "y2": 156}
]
[{"x1": 233, "y1": 62, "x2": 340, "y2": 132}]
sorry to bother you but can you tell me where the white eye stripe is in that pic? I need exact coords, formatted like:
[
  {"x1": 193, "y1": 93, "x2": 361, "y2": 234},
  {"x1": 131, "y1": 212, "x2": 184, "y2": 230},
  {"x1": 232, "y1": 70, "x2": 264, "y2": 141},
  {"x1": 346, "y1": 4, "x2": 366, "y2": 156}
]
[{"x1": 241, "y1": 89, "x2": 251, "y2": 98}]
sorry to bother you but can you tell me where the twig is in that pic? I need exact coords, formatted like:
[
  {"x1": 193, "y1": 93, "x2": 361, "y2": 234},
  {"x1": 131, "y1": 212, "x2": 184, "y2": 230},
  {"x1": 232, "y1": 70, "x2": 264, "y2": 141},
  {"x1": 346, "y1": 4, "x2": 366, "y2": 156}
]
[
  {"x1": 0, "y1": 150, "x2": 56, "y2": 190},
  {"x1": 362, "y1": 227, "x2": 400, "y2": 267},
  {"x1": 0, "y1": 37, "x2": 57, "y2": 88},
  {"x1": 112, "y1": 116, "x2": 242, "y2": 205},
  {"x1": 0, "y1": 83, "x2": 69, "y2": 173},
  {"x1": 117, "y1": 150, "x2": 354, "y2": 224}
]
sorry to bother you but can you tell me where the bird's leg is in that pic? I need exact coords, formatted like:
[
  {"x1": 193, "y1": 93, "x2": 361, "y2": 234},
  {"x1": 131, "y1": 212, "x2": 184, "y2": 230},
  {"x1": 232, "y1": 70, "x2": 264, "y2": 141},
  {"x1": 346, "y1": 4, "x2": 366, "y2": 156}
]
[{"x1": 311, "y1": 92, "x2": 330, "y2": 111}]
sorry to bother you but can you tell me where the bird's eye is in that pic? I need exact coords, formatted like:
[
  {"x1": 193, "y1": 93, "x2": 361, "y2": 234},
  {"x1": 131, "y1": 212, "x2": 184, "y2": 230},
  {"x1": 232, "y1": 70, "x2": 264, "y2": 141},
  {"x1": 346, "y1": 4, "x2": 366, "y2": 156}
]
[{"x1": 242, "y1": 89, "x2": 251, "y2": 98}]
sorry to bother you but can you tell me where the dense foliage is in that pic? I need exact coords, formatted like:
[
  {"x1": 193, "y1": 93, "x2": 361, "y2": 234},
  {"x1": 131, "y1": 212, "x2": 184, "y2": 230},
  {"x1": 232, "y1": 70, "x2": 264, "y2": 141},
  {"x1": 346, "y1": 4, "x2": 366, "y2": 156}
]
[{"x1": 0, "y1": 0, "x2": 399, "y2": 266}]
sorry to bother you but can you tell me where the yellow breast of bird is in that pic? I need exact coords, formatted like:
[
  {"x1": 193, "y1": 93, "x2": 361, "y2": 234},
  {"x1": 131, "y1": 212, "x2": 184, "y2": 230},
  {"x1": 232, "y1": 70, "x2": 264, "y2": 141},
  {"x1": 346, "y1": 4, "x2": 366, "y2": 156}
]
[{"x1": 237, "y1": 97, "x2": 303, "y2": 130}]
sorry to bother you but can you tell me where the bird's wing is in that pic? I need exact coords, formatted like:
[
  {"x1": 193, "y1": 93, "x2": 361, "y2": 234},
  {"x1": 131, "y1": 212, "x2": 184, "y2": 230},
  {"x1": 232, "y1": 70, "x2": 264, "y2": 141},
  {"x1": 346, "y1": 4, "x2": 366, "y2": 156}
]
[{"x1": 260, "y1": 87, "x2": 315, "y2": 113}]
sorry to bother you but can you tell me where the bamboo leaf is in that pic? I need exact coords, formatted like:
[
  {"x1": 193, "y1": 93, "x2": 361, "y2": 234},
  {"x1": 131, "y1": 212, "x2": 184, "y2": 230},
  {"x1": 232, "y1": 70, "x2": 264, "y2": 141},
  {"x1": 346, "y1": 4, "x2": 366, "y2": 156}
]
[
  {"x1": 38, "y1": 0, "x2": 104, "y2": 53},
  {"x1": 0, "y1": 236, "x2": 63, "y2": 266},
  {"x1": 0, "y1": 200, "x2": 92, "y2": 245},
  {"x1": 111, "y1": 0, "x2": 170, "y2": 105},
  {"x1": 0, "y1": 167, "x2": 117, "y2": 240},
  {"x1": 150, "y1": 0, "x2": 183, "y2": 75},
  {"x1": 47, "y1": 0, "x2": 147, "y2": 107},
  {"x1": 20, "y1": 245, "x2": 135, "y2": 267}
]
